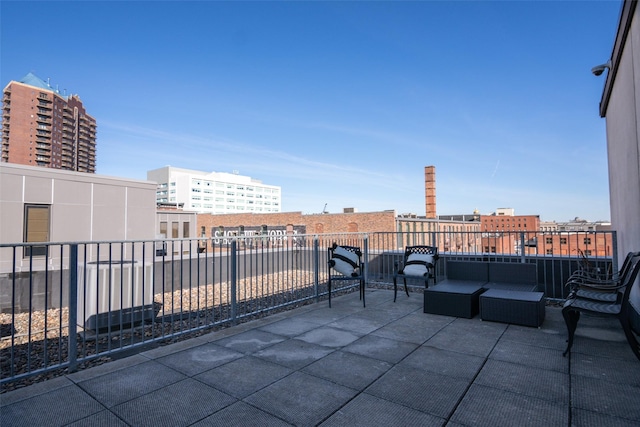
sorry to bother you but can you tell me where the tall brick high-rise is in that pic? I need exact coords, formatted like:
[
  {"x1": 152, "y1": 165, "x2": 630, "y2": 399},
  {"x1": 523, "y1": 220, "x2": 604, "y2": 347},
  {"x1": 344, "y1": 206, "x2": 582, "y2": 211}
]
[{"x1": 2, "y1": 73, "x2": 97, "y2": 172}]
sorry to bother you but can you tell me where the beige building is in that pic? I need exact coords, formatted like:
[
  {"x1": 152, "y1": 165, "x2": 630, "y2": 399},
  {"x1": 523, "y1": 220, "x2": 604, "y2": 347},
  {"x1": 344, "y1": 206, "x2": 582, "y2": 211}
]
[{"x1": 0, "y1": 163, "x2": 157, "y2": 273}]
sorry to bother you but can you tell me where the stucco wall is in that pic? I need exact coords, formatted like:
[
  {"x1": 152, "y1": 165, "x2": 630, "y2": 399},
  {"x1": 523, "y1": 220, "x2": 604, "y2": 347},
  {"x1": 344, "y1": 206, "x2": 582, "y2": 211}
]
[
  {"x1": 0, "y1": 163, "x2": 157, "y2": 272},
  {"x1": 605, "y1": 4, "x2": 640, "y2": 260}
]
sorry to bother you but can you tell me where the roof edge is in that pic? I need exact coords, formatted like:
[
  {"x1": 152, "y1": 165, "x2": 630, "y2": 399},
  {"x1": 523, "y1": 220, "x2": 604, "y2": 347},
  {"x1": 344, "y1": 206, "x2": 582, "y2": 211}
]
[{"x1": 600, "y1": 0, "x2": 637, "y2": 117}]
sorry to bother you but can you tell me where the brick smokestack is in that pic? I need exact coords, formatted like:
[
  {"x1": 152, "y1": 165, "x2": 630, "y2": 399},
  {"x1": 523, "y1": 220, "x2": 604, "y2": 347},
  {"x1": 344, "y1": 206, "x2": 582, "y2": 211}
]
[{"x1": 425, "y1": 166, "x2": 436, "y2": 218}]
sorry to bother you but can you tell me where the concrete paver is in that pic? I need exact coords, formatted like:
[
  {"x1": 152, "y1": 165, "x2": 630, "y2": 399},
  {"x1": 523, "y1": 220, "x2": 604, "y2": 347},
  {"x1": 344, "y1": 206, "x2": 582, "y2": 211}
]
[{"x1": 1, "y1": 288, "x2": 639, "y2": 426}]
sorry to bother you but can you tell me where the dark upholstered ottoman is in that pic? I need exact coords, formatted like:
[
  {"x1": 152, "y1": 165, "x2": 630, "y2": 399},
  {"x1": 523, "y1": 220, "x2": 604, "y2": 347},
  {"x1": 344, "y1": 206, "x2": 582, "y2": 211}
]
[
  {"x1": 480, "y1": 289, "x2": 545, "y2": 327},
  {"x1": 424, "y1": 281, "x2": 486, "y2": 318}
]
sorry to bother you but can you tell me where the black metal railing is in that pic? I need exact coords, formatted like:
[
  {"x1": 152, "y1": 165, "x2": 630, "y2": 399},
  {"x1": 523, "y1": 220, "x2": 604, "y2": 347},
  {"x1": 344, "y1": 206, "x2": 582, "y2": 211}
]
[{"x1": 0, "y1": 230, "x2": 616, "y2": 387}]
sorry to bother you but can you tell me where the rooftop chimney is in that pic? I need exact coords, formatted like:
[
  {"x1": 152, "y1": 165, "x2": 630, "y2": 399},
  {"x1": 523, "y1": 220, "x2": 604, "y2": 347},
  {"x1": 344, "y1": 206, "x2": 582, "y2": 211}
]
[{"x1": 425, "y1": 166, "x2": 436, "y2": 219}]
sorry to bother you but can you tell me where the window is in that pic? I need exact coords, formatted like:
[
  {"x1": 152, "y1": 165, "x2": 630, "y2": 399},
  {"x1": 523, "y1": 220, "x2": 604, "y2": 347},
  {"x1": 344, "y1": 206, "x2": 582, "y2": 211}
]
[
  {"x1": 160, "y1": 221, "x2": 167, "y2": 238},
  {"x1": 183, "y1": 222, "x2": 190, "y2": 238},
  {"x1": 560, "y1": 237, "x2": 567, "y2": 244},
  {"x1": 200, "y1": 226, "x2": 206, "y2": 237},
  {"x1": 172, "y1": 222, "x2": 179, "y2": 238},
  {"x1": 584, "y1": 237, "x2": 591, "y2": 245},
  {"x1": 545, "y1": 237, "x2": 553, "y2": 244},
  {"x1": 24, "y1": 204, "x2": 50, "y2": 257}
]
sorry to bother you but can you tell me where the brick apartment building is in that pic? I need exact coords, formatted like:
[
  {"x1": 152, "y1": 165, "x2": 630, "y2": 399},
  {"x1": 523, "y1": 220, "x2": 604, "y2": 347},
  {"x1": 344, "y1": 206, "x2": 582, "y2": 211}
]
[{"x1": 2, "y1": 73, "x2": 97, "y2": 172}]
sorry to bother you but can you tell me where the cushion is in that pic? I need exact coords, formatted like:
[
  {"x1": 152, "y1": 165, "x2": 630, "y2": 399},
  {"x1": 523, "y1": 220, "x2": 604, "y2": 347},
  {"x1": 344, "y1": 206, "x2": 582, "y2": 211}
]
[
  {"x1": 401, "y1": 253, "x2": 434, "y2": 277},
  {"x1": 331, "y1": 246, "x2": 360, "y2": 276}
]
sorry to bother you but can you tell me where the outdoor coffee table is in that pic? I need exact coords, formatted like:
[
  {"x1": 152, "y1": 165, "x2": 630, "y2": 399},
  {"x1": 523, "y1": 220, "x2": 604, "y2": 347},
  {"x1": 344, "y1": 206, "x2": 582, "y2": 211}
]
[
  {"x1": 480, "y1": 288, "x2": 545, "y2": 327},
  {"x1": 423, "y1": 280, "x2": 486, "y2": 319}
]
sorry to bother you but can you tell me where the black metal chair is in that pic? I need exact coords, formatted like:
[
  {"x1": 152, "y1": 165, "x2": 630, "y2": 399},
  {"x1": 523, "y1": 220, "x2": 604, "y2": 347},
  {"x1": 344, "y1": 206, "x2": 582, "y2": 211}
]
[
  {"x1": 393, "y1": 245, "x2": 438, "y2": 302},
  {"x1": 566, "y1": 251, "x2": 636, "y2": 304},
  {"x1": 327, "y1": 243, "x2": 365, "y2": 308},
  {"x1": 562, "y1": 251, "x2": 640, "y2": 360}
]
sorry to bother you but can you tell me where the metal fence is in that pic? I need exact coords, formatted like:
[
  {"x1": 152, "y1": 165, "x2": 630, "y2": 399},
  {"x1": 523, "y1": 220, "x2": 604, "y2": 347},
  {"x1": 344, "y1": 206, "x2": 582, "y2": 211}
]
[{"x1": 0, "y1": 230, "x2": 616, "y2": 387}]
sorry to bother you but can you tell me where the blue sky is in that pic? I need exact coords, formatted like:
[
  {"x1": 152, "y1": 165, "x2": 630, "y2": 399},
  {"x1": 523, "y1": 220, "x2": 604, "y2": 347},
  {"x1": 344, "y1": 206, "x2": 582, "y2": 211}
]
[{"x1": 1, "y1": 1, "x2": 622, "y2": 221}]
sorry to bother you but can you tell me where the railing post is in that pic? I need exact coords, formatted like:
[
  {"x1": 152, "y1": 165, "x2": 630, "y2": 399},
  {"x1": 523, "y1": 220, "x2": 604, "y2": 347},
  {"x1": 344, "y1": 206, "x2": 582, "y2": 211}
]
[
  {"x1": 612, "y1": 230, "x2": 619, "y2": 277},
  {"x1": 313, "y1": 236, "x2": 319, "y2": 303},
  {"x1": 230, "y1": 239, "x2": 237, "y2": 324},
  {"x1": 520, "y1": 232, "x2": 526, "y2": 263},
  {"x1": 68, "y1": 244, "x2": 78, "y2": 373},
  {"x1": 363, "y1": 235, "x2": 369, "y2": 284}
]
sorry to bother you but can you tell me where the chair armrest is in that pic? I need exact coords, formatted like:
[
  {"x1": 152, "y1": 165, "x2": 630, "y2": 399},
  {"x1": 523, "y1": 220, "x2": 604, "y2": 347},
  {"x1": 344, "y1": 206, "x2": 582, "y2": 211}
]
[{"x1": 566, "y1": 277, "x2": 624, "y2": 291}]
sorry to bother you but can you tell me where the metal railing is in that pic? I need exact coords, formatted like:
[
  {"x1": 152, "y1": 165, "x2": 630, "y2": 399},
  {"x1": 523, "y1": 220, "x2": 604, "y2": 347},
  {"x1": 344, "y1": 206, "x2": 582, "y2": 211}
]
[
  {"x1": 0, "y1": 230, "x2": 616, "y2": 387},
  {"x1": 0, "y1": 233, "x2": 366, "y2": 387}
]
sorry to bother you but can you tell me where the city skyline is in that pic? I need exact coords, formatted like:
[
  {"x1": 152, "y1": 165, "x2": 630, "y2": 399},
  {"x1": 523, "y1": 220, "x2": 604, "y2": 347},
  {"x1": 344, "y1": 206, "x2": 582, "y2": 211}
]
[{"x1": 0, "y1": 1, "x2": 622, "y2": 222}]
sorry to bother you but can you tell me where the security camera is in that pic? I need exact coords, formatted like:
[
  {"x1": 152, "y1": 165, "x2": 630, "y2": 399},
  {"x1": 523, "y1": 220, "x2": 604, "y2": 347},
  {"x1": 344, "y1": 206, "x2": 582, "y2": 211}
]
[{"x1": 591, "y1": 60, "x2": 611, "y2": 76}]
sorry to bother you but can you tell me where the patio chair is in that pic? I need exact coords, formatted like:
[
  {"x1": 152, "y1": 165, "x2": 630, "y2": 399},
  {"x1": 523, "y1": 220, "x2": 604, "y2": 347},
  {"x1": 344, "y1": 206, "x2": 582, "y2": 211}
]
[
  {"x1": 327, "y1": 243, "x2": 365, "y2": 308},
  {"x1": 393, "y1": 245, "x2": 439, "y2": 302},
  {"x1": 562, "y1": 251, "x2": 640, "y2": 360},
  {"x1": 566, "y1": 251, "x2": 636, "y2": 304}
]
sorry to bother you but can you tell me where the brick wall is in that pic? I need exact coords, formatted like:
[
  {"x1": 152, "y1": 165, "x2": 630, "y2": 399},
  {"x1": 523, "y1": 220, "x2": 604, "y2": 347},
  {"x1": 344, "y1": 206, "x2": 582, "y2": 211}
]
[{"x1": 196, "y1": 210, "x2": 397, "y2": 237}]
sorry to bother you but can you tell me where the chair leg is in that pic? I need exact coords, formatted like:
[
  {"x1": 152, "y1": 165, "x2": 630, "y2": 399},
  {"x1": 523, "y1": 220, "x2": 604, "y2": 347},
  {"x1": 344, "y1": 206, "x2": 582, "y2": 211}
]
[
  {"x1": 620, "y1": 313, "x2": 640, "y2": 361},
  {"x1": 393, "y1": 276, "x2": 398, "y2": 303},
  {"x1": 328, "y1": 278, "x2": 332, "y2": 308},
  {"x1": 562, "y1": 306, "x2": 580, "y2": 357},
  {"x1": 361, "y1": 278, "x2": 366, "y2": 307},
  {"x1": 403, "y1": 278, "x2": 409, "y2": 298}
]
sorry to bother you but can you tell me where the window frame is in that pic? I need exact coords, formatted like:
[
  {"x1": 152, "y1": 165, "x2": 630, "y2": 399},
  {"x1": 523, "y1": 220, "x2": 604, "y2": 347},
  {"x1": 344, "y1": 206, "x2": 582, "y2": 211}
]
[{"x1": 23, "y1": 204, "x2": 51, "y2": 257}]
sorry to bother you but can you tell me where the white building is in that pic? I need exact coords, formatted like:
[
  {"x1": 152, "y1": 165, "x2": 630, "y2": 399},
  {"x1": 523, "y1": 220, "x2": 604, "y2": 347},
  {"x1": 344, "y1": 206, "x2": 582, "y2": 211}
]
[{"x1": 147, "y1": 166, "x2": 281, "y2": 214}]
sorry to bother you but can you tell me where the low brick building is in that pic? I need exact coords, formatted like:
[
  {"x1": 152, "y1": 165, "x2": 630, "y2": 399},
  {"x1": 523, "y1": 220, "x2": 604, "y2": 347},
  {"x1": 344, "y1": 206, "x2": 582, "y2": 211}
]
[{"x1": 196, "y1": 210, "x2": 398, "y2": 238}]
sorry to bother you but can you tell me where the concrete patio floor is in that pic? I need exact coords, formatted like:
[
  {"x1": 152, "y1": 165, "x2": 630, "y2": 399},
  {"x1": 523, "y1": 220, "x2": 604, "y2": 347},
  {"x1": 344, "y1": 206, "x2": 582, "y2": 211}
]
[{"x1": 1, "y1": 288, "x2": 639, "y2": 426}]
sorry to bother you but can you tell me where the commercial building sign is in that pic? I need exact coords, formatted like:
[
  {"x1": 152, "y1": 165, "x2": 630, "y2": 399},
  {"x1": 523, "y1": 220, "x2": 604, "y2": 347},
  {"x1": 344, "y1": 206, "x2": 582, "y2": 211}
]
[{"x1": 212, "y1": 225, "x2": 307, "y2": 247}]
